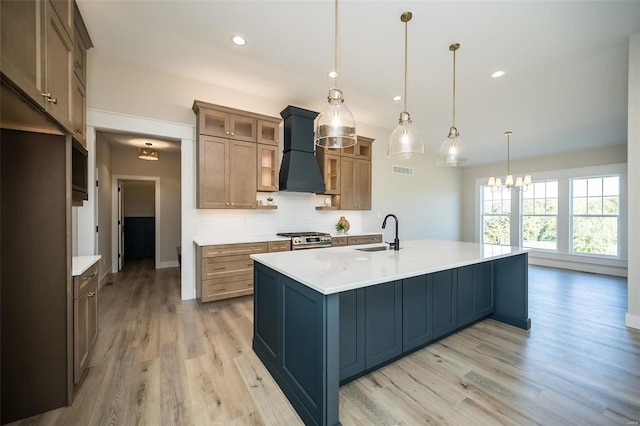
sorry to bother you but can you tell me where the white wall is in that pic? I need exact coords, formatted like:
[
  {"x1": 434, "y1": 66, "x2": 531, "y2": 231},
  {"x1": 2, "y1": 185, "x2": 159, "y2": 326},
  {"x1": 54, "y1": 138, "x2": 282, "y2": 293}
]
[
  {"x1": 123, "y1": 181, "x2": 155, "y2": 217},
  {"x1": 83, "y1": 54, "x2": 463, "y2": 300},
  {"x1": 96, "y1": 136, "x2": 112, "y2": 282},
  {"x1": 110, "y1": 145, "x2": 181, "y2": 267},
  {"x1": 627, "y1": 34, "x2": 640, "y2": 330}
]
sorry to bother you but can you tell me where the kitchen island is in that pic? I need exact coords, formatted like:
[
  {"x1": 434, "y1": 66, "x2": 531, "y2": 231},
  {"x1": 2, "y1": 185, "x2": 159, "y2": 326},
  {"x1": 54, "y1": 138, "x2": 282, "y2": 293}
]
[{"x1": 251, "y1": 240, "x2": 530, "y2": 426}]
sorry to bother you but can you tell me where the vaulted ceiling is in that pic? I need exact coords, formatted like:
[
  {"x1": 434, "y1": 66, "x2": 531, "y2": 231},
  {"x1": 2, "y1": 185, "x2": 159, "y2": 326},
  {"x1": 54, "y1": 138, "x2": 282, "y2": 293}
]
[{"x1": 77, "y1": 1, "x2": 640, "y2": 164}]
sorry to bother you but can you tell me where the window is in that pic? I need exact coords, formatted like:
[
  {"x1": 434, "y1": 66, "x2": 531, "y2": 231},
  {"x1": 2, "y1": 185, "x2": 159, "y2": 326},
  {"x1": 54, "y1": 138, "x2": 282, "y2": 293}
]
[
  {"x1": 482, "y1": 186, "x2": 510, "y2": 245},
  {"x1": 522, "y1": 181, "x2": 558, "y2": 250},
  {"x1": 571, "y1": 176, "x2": 619, "y2": 256}
]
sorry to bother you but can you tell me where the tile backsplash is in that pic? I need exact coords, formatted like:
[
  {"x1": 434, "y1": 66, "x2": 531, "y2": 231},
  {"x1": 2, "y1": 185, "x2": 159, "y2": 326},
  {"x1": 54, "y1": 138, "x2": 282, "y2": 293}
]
[{"x1": 192, "y1": 192, "x2": 363, "y2": 239}]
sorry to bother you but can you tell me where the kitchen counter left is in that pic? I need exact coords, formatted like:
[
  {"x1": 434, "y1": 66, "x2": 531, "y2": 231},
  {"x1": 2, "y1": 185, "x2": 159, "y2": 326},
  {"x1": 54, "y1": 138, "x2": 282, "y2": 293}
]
[{"x1": 72, "y1": 255, "x2": 101, "y2": 276}]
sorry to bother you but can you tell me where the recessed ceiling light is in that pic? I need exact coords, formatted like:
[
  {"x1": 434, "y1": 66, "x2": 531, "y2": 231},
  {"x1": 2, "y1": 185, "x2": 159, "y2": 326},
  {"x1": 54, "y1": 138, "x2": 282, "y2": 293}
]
[
  {"x1": 328, "y1": 71, "x2": 338, "y2": 78},
  {"x1": 491, "y1": 70, "x2": 506, "y2": 78},
  {"x1": 392, "y1": 95, "x2": 402, "y2": 101},
  {"x1": 232, "y1": 36, "x2": 246, "y2": 46}
]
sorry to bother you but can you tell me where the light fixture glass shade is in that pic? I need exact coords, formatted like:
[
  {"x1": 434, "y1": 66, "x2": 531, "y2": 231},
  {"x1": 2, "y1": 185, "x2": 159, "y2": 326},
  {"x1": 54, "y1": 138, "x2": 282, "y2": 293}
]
[
  {"x1": 488, "y1": 177, "x2": 496, "y2": 186},
  {"x1": 524, "y1": 175, "x2": 532, "y2": 185},
  {"x1": 515, "y1": 176, "x2": 523, "y2": 187},
  {"x1": 437, "y1": 127, "x2": 468, "y2": 167},
  {"x1": 495, "y1": 177, "x2": 503, "y2": 187},
  {"x1": 505, "y1": 174, "x2": 514, "y2": 186},
  {"x1": 314, "y1": 88, "x2": 357, "y2": 148},
  {"x1": 388, "y1": 112, "x2": 423, "y2": 159},
  {"x1": 138, "y1": 147, "x2": 159, "y2": 161}
]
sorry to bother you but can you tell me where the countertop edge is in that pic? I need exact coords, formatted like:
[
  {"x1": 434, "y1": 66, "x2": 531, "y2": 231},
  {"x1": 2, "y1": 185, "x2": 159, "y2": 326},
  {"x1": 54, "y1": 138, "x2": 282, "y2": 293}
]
[
  {"x1": 72, "y1": 255, "x2": 101, "y2": 277},
  {"x1": 251, "y1": 241, "x2": 530, "y2": 295}
]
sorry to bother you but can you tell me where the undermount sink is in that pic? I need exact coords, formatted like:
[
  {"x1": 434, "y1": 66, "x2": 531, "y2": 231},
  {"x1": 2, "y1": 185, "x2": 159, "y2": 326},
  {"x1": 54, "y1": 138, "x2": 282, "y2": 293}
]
[{"x1": 355, "y1": 246, "x2": 389, "y2": 252}]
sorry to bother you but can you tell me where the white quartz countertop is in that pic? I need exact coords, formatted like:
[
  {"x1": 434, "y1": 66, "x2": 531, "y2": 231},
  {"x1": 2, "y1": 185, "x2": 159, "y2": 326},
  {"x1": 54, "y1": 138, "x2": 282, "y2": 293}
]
[
  {"x1": 72, "y1": 255, "x2": 101, "y2": 277},
  {"x1": 193, "y1": 235, "x2": 291, "y2": 246},
  {"x1": 251, "y1": 239, "x2": 529, "y2": 295}
]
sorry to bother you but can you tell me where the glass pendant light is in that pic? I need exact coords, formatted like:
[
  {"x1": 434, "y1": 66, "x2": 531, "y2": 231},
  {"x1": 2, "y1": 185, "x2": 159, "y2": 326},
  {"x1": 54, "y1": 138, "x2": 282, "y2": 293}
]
[
  {"x1": 388, "y1": 12, "x2": 424, "y2": 160},
  {"x1": 437, "y1": 43, "x2": 468, "y2": 167},
  {"x1": 314, "y1": 0, "x2": 357, "y2": 149},
  {"x1": 488, "y1": 131, "x2": 531, "y2": 192}
]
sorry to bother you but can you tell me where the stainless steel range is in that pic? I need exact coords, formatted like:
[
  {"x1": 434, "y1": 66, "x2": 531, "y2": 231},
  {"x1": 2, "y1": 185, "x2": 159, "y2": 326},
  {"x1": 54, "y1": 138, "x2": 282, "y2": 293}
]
[{"x1": 276, "y1": 232, "x2": 332, "y2": 250}]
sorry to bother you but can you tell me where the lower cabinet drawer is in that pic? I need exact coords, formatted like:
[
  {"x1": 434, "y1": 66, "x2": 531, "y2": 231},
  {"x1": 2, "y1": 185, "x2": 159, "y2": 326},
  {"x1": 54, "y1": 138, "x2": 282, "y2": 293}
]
[
  {"x1": 202, "y1": 274, "x2": 254, "y2": 302},
  {"x1": 268, "y1": 240, "x2": 291, "y2": 252},
  {"x1": 348, "y1": 235, "x2": 382, "y2": 245},
  {"x1": 332, "y1": 237, "x2": 348, "y2": 247},
  {"x1": 202, "y1": 256, "x2": 253, "y2": 278}
]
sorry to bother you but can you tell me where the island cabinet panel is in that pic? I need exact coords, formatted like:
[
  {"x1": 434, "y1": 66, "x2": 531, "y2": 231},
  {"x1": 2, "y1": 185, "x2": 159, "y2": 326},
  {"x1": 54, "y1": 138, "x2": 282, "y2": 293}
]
[
  {"x1": 364, "y1": 281, "x2": 402, "y2": 369},
  {"x1": 402, "y1": 275, "x2": 433, "y2": 352},
  {"x1": 476, "y1": 261, "x2": 494, "y2": 317},
  {"x1": 253, "y1": 264, "x2": 340, "y2": 426},
  {"x1": 339, "y1": 288, "x2": 365, "y2": 381},
  {"x1": 457, "y1": 262, "x2": 495, "y2": 325},
  {"x1": 491, "y1": 254, "x2": 530, "y2": 329},
  {"x1": 432, "y1": 269, "x2": 458, "y2": 339},
  {"x1": 457, "y1": 265, "x2": 476, "y2": 325}
]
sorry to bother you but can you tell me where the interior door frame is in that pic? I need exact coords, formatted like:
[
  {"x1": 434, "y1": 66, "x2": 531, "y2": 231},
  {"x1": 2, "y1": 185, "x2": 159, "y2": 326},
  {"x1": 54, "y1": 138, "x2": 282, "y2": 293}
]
[{"x1": 111, "y1": 175, "x2": 160, "y2": 272}]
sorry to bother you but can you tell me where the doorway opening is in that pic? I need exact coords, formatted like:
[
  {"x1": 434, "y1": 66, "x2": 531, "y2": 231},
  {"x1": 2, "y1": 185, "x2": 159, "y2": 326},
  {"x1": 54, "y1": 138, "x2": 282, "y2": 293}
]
[{"x1": 119, "y1": 180, "x2": 156, "y2": 269}]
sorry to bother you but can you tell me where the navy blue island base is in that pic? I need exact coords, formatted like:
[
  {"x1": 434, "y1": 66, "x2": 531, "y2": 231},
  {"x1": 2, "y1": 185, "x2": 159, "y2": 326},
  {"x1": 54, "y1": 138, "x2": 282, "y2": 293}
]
[{"x1": 253, "y1": 253, "x2": 530, "y2": 426}]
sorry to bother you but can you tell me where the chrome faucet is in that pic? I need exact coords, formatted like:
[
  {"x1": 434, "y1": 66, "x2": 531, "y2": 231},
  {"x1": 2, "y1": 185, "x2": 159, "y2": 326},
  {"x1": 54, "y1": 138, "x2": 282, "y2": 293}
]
[{"x1": 382, "y1": 214, "x2": 400, "y2": 251}]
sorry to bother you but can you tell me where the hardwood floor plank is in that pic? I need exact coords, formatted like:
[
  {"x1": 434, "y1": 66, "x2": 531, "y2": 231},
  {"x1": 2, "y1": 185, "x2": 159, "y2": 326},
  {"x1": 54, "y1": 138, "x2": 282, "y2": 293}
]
[{"x1": 7, "y1": 262, "x2": 640, "y2": 426}]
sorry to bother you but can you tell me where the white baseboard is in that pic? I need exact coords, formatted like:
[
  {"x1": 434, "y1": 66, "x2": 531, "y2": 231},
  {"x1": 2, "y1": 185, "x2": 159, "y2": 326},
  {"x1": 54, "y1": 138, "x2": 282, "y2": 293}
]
[
  {"x1": 625, "y1": 313, "x2": 640, "y2": 330},
  {"x1": 158, "y1": 260, "x2": 179, "y2": 269},
  {"x1": 99, "y1": 269, "x2": 112, "y2": 290},
  {"x1": 528, "y1": 252, "x2": 627, "y2": 277}
]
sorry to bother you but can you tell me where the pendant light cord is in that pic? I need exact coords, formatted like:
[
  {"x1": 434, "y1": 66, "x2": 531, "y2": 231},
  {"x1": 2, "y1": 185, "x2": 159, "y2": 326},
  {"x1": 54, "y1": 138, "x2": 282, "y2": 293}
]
[
  {"x1": 403, "y1": 18, "x2": 408, "y2": 112},
  {"x1": 452, "y1": 48, "x2": 456, "y2": 128},
  {"x1": 334, "y1": 0, "x2": 339, "y2": 89},
  {"x1": 506, "y1": 133, "x2": 511, "y2": 176}
]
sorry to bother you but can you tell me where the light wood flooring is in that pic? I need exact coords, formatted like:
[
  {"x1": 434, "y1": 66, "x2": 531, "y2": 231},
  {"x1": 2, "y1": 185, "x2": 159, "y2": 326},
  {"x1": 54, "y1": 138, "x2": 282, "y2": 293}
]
[{"x1": 9, "y1": 261, "x2": 640, "y2": 425}]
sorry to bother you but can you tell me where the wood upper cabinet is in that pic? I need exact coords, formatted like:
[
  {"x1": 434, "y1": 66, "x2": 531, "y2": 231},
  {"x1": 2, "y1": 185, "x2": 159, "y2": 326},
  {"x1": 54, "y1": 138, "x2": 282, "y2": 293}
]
[
  {"x1": 193, "y1": 101, "x2": 281, "y2": 208},
  {"x1": 257, "y1": 119, "x2": 280, "y2": 146},
  {"x1": 341, "y1": 137, "x2": 373, "y2": 160},
  {"x1": 71, "y1": 75, "x2": 86, "y2": 145},
  {"x1": 197, "y1": 108, "x2": 257, "y2": 142},
  {"x1": 316, "y1": 149, "x2": 340, "y2": 195},
  {"x1": 0, "y1": 0, "x2": 92, "y2": 138},
  {"x1": 43, "y1": 0, "x2": 74, "y2": 131},
  {"x1": 229, "y1": 139, "x2": 257, "y2": 208},
  {"x1": 340, "y1": 156, "x2": 371, "y2": 210},
  {"x1": 197, "y1": 136, "x2": 257, "y2": 209},
  {"x1": 0, "y1": 0, "x2": 46, "y2": 108},
  {"x1": 257, "y1": 143, "x2": 279, "y2": 192},
  {"x1": 317, "y1": 136, "x2": 373, "y2": 209},
  {"x1": 50, "y1": 0, "x2": 73, "y2": 38}
]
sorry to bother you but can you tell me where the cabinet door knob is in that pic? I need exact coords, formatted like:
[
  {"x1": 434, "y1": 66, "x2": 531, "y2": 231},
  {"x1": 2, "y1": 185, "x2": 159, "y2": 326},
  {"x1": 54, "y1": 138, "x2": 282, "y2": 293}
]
[
  {"x1": 231, "y1": 203, "x2": 234, "y2": 206},
  {"x1": 226, "y1": 131, "x2": 230, "y2": 135},
  {"x1": 230, "y1": 132, "x2": 234, "y2": 136},
  {"x1": 74, "y1": 60, "x2": 82, "y2": 70},
  {"x1": 41, "y1": 92, "x2": 57, "y2": 104},
  {"x1": 87, "y1": 291, "x2": 96, "y2": 297},
  {"x1": 75, "y1": 129, "x2": 82, "y2": 135},
  {"x1": 226, "y1": 202, "x2": 229, "y2": 206}
]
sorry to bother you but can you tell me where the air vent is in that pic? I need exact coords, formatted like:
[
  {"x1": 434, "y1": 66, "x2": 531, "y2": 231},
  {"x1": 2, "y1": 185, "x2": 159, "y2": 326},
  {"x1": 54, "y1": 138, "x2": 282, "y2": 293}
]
[{"x1": 392, "y1": 165, "x2": 414, "y2": 176}]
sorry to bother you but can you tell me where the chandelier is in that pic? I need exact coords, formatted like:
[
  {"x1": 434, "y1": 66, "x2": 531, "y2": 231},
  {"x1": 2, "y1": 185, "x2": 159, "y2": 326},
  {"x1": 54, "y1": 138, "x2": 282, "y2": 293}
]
[
  {"x1": 138, "y1": 142, "x2": 159, "y2": 161},
  {"x1": 488, "y1": 131, "x2": 530, "y2": 192}
]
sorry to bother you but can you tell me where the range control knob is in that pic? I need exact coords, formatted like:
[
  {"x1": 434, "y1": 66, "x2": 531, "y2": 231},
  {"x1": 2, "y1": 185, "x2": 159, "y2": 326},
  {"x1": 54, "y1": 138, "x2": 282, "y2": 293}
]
[{"x1": 293, "y1": 237, "x2": 301, "y2": 245}]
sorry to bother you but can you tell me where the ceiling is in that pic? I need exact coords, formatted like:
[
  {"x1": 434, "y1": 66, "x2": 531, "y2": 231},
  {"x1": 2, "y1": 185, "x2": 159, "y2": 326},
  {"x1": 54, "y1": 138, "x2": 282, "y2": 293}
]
[
  {"x1": 97, "y1": 130, "x2": 180, "y2": 152},
  {"x1": 77, "y1": 1, "x2": 640, "y2": 165}
]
